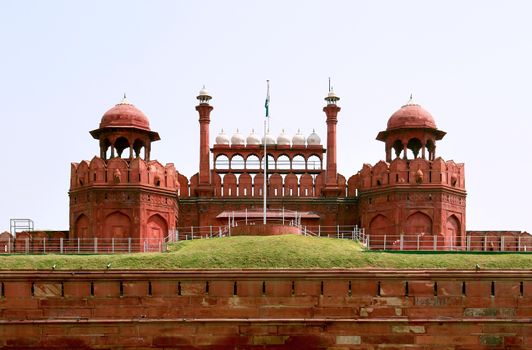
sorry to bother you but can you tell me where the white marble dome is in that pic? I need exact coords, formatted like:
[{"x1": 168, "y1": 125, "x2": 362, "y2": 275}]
[
  {"x1": 246, "y1": 129, "x2": 261, "y2": 145},
  {"x1": 262, "y1": 130, "x2": 276, "y2": 145},
  {"x1": 215, "y1": 129, "x2": 230, "y2": 145},
  {"x1": 277, "y1": 129, "x2": 291, "y2": 146},
  {"x1": 292, "y1": 129, "x2": 306, "y2": 146},
  {"x1": 307, "y1": 129, "x2": 321, "y2": 145},
  {"x1": 231, "y1": 129, "x2": 245, "y2": 145}
]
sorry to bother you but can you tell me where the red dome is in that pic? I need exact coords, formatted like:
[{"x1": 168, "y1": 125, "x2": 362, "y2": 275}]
[
  {"x1": 387, "y1": 103, "x2": 436, "y2": 130},
  {"x1": 100, "y1": 98, "x2": 150, "y2": 131}
]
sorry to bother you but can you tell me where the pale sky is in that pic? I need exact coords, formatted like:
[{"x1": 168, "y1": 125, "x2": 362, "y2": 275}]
[{"x1": 0, "y1": 1, "x2": 530, "y2": 232}]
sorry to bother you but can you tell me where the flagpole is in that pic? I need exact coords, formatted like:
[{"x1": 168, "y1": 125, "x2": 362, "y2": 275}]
[{"x1": 263, "y1": 80, "x2": 270, "y2": 225}]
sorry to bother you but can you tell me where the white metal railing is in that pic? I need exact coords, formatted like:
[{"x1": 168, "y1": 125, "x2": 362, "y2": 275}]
[{"x1": 365, "y1": 234, "x2": 531, "y2": 252}]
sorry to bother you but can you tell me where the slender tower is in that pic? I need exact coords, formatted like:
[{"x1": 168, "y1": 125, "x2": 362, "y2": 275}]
[
  {"x1": 195, "y1": 87, "x2": 214, "y2": 196},
  {"x1": 322, "y1": 88, "x2": 341, "y2": 196}
]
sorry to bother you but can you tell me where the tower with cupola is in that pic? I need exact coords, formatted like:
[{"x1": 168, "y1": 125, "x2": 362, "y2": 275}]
[
  {"x1": 351, "y1": 97, "x2": 466, "y2": 249},
  {"x1": 69, "y1": 96, "x2": 178, "y2": 248}
]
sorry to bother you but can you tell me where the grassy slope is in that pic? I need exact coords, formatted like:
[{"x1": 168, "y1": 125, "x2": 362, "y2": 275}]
[{"x1": 0, "y1": 235, "x2": 531, "y2": 270}]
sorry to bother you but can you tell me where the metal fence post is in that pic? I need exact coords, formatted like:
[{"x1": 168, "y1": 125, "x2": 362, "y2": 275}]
[
  {"x1": 383, "y1": 235, "x2": 387, "y2": 250},
  {"x1": 77, "y1": 238, "x2": 80, "y2": 254},
  {"x1": 176, "y1": 229, "x2": 179, "y2": 241},
  {"x1": 416, "y1": 235, "x2": 420, "y2": 251},
  {"x1": 112, "y1": 238, "x2": 115, "y2": 253},
  {"x1": 518, "y1": 236, "x2": 521, "y2": 251},
  {"x1": 400, "y1": 235, "x2": 404, "y2": 251},
  {"x1": 191, "y1": 226, "x2": 194, "y2": 240},
  {"x1": 219, "y1": 226, "x2": 222, "y2": 238},
  {"x1": 336, "y1": 225, "x2": 340, "y2": 238},
  {"x1": 484, "y1": 236, "x2": 487, "y2": 252},
  {"x1": 26, "y1": 238, "x2": 29, "y2": 254},
  {"x1": 94, "y1": 237, "x2": 98, "y2": 254},
  {"x1": 501, "y1": 236, "x2": 505, "y2": 252},
  {"x1": 7, "y1": 237, "x2": 10, "y2": 253},
  {"x1": 304, "y1": 226, "x2": 307, "y2": 236},
  {"x1": 366, "y1": 235, "x2": 370, "y2": 250},
  {"x1": 43, "y1": 238, "x2": 46, "y2": 254},
  {"x1": 210, "y1": 225, "x2": 213, "y2": 238},
  {"x1": 433, "y1": 235, "x2": 437, "y2": 251},
  {"x1": 466, "y1": 236, "x2": 471, "y2": 251},
  {"x1": 60, "y1": 238, "x2": 64, "y2": 254},
  {"x1": 128, "y1": 237, "x2": 131, "y2": 253},
  {"x1": 318, "y1": 225, "x2": 321, "y2": 237}
]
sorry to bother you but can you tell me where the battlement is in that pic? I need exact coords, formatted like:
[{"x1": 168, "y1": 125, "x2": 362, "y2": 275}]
[
  {"x1": 348, "y1": 157, "x2": 465, "y2": 195},
  {"x1": 70, "y1": 156, "x2": 178, "y2": 192},
  {"x1": 178, "y1": 171, "x2": 348, "y2": 198}
]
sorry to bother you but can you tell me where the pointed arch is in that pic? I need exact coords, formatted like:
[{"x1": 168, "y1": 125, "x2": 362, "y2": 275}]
[
  {"x1": 74, "y1": 214, "x2": 89, "y2": 239},
  {"x1": 103, "y1": 211, "x2": 131, "y2": 239},
  {"x1": 146, "y1": 214, "x2": 168, "y2": 241},
  {"x1": 446, "y1": 215, "x2": 461, "y2": 248}
]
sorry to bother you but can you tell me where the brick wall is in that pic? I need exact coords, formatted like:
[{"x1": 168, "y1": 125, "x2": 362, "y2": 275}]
[{"x1": 1, "y1": 270, "x2": 531, "y2": 349}]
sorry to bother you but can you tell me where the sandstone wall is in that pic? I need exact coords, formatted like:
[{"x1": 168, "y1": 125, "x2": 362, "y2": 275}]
[{"x1": 0, "y1": 269, "x2": 531, "y2": 349}]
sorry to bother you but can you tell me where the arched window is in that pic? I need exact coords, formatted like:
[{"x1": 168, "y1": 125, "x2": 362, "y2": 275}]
[
  {"x1": 114, "y1": 137, "x2": 130, "y2": 158},
  {"x1": 246, "y1": 154, "x2": 260, "y2": 169},
  {"x1": 265, "y1": 154, "x2": 275, "y2": 170},
  {"x1": 215, "y1": 155, "x2": 230, "y2": 170},
  {"x1": 133, "y1": 139, "x2": 145, "y2": 159},
  {"x1": 407, "y1": 138, "x2": 422, "y2": 159},
  {"x1": 292, "y1": 155, "x2": 305, "y2": 170},
  {"x1": 392, "y1": 140, "x2": 403, "y2": 159},
  {"x1": 231, "y1": 154, "x2": 245, "y2": 170},
  {"x1": 307, "y1": 155, "x2": 321, "y2": 170},
  {"x1": 277, "y1": 154, "x2": 290, "y2": 170}
]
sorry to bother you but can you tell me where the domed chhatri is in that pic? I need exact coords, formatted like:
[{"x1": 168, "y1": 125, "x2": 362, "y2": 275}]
[
  {"x1": 277, "y1": 129, "x2": 291, "y2": 146},
  {"x1": 100, "y1": 95, "x2": 151, "y2": 131},
  {"x1": 246, "y1": 129, "x2": 261, "y2": 145},
  {"x1": 292, "y1": 129, "x2": 306, "y2": 146},
  {"x1": 231, "y1": 129, "x2": 245, "y2": 145},
  {"x1": 307, "y1": 129, "x2": 321, "y2": 145},
  {"x1": 386, "y1": 96, "x2": 436, "y2": 131},
  {"x1": 215, "y1": 129, "x2": 230, "y2": 145},
  {"x1": 262, "y1": 130, "x2": 276, "y2": 145}
]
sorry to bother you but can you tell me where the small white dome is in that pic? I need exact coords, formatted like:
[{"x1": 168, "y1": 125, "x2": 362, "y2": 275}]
[
  {"x1": 199, "y1": 87, "x2": 209, "y2": 96},
  {"x1": 307, "y1": 129, "x2": 321, "y2": 145},
  {"x1": 215, "y1": 129, "x2": 230, "y2": 145},
  {"x1": 277, "y1": 129, "x2": 291, "y2": 146},
  {"x1": 246, "y1": 129, "x2": 261, "y2": 145},
  {"x1": 292, "y1": 129, "x2": 306, "y2": 146},
  {"x1": 231, "y1": 129, "x2": 245, "y2": 145},
  {"x1": 262, "y1": 130, "x2": 276, "y2": 145}
]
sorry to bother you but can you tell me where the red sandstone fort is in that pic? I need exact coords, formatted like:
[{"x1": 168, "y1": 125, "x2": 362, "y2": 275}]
[{"x1": 2, "y1": 87, "x2": 530, "y2": 251}]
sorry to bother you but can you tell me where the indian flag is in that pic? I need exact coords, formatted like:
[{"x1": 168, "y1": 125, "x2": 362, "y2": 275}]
[{"x1": 265, "y1": 80, "x2": 270, "y2": 117}]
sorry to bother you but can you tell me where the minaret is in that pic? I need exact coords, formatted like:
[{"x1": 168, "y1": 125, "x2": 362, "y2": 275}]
[
  {"x1": 195, "y1": 87, "x2": 214, "y2": 196},
  {"x1": 322, "y1": 88, "x2": 341, "y2": 196}
]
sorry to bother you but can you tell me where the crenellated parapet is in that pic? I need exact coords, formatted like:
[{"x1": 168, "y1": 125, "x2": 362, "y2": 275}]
[
  {"x1": 179, "y1": 170, "x2": 347, "y2": 198},
  {"x1": 70, "y1": 157, "x2": 178, "y2": 191},
  {"x1": 350, "y1": 157, "x2": 465, "y2": 192}
]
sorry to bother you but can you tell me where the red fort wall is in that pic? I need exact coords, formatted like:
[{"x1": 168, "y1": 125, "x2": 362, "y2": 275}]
[{"x1": 1, "y1": 269, "x2": 531, "y2": 349}]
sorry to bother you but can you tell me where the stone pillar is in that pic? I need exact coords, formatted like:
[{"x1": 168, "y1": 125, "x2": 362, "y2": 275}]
[
  {"x1": 322, "y1": 91, "x2": 341, "y2": 197},
  {"x1": 195, "y1": 88, "x2": 214, "y2": 197}
]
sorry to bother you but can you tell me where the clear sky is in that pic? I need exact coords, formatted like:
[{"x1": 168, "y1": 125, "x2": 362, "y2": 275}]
[{"x1": 0, "y1": 0, "x2": 530, "y2": 232}]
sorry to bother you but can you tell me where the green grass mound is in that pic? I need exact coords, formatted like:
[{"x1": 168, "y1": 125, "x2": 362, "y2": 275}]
[{"x1": 0, "y1": 235, "x2": 531, "y2": 270}]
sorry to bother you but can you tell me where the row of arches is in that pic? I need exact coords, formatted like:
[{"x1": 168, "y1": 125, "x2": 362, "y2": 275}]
[
  {"x1": 214, "y1": 154, "x2": 322, "y2": 171},
  {"x1": 181, "y1": 172, "x2": 347, "y2": 198},
  {"x1": 74, "y1": 212, "x2": 168, "y2": 240},
  {"x1": 99, "y1": 136, "x2": 151, "y2": 161},
  {"x1": 386, "y1": 138, "x2": 436, "y2": 162},
  {"x1": 369, "y1": 212, "x2": 462, "y2": 249}
]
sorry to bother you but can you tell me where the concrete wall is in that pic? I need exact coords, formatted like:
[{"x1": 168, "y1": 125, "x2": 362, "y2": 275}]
[{"x1": 1, "y1": 269, "x2": 531, "y2": 349}]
